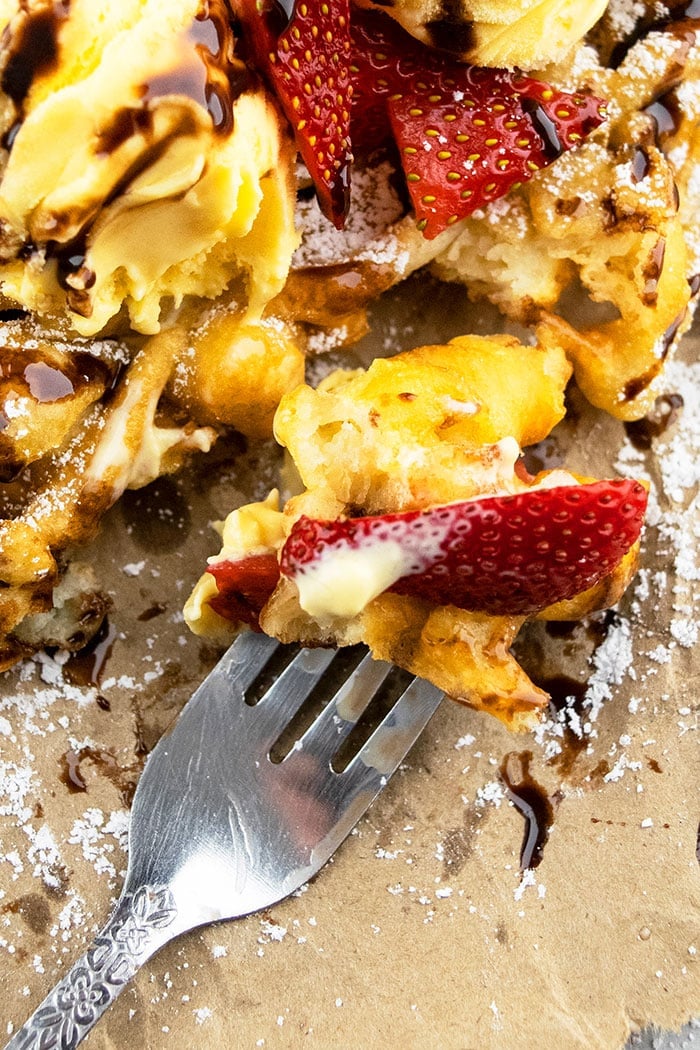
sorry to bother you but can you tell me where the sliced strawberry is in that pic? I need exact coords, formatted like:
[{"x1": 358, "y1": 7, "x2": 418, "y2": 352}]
[
  {"x1": 280, "y1": 480, "x2": 647, "y2": 617},
  {"x1": 237, "y1": 4, "x2": 605, "y2": 237},
  {"x1": 207, "y1": 553, "x2": 280, "y2": 630},
  {"x1": 237, "y1": 0, "x2": 352, "y2": 227},
  {"x1": 349, "y1": 11, "x2": 608, "y2": 238}
]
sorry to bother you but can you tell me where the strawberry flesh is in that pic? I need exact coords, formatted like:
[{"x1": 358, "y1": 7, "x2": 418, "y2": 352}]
[
  {"x1": 280, "y1": 480, "x2": 647, "y2": 616},
  {"x1": 207, "y1": 553, "x2": 281, "y2": 630},
  {"x1": 238, "y1": 0, "x2": 352, "y2": 227}
]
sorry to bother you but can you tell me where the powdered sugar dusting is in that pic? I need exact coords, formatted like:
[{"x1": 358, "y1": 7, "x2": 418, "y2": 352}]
[{"x1": 293, "y1": 161, "x2": 406, "y2": 270}]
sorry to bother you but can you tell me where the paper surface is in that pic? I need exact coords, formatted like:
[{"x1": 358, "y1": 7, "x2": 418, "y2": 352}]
[{"x1": 0, "y1": 282, "x2": 698, "y2": 1049}]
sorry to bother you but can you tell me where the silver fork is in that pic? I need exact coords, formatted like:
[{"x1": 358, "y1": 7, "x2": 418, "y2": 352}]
[{"x1": 6, "y1": 633, "x2": 442, "y2": 1049}]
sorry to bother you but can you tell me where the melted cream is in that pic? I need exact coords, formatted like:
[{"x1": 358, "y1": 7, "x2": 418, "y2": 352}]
[{"x1": 295, "y1": 541, "x2": 409, "y2": 620}]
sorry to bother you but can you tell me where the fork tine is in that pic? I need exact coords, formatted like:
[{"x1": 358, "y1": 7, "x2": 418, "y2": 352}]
[
  {"x1": 342, "y1": 677, "x2": 443, "y2": 784},
  {"x1": 251, "y1": 646, "x2": 337, "y2": 736},
  {"x1": 291, "y1": 653, "x2": 393, "y2": 765},
  {"x1": 221, "y1": 631, "x2": 281, "y2": 694}
]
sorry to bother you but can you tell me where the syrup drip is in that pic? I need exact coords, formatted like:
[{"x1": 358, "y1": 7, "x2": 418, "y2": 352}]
[
  {"x1": 624, "y1": 392, "x2": 684, "y2": 451},
  {"x1": 60, "y1": 746, "x2": 139, "y2": 807},
  {"x1": 64, "y1": 618, "x2": 118, "y2": 692},
  {"x1": 522, "y1": 98, "x2": 564, "y2": 162},
  {"x1": 500, "y1": 751, "x2": 557, "y2": 870}
]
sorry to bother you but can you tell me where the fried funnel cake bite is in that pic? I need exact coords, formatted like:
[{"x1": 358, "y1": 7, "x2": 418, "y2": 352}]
[
  {"x1": 0, "y1": 306, "x2": 304, "y2": 670},
  {"x1": 432, "y1": 8, "x2": 700, "y2": 420},
  {"x1": 186, "y1": 334, "x2": 647, "y2": 732}
]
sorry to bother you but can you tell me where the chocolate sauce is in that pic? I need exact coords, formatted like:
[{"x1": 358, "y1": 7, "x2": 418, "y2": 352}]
[
  {"x1": 60, "y1": 746, "x2": 139, "y2": 807},
  {"x1": 273, "y1": 0, "x2": 297, "y2": 29},
  {"x1": 425, "y1": 0, "x2": 475, "y2": 55},
  {"x1": 23, "y1": 361, "x2": 73, "y2": 402},
  {"x1": 521, "y1": 98, "x2": 564, "y2": 163},
  {"x1": 542, "y1": 672, "x2": 592, "y2": 776},
  {"x1": 521, "y1": 436, "x2": 564, "y2": 476},
  {"x1": 1, "y1": 892, "x2": 51, "y2": 935},
  {"x1": 544, "y1": 620, "x2": 577, "y2": 640},
  {"x1": 1, "y1": 1, "x2": 70, "y2": 107},
  {"x1": 631, "y1": 146, "x2": 651, "y2": 184},
  {"x1": 607, "y1": 1, "x2": 700, "y2": 68},
  {"x1": 643, "y1": 90, "x2": 683, "y2": 152},
  {"x1": 63, "y1": 618, "x2": 118, "y2": 690},
  {"x1": 500, "y1": 751, "x2": 557, "y2": 870},
  {"x1": 96, "y1": 107, "x2": 152, "y2": 156},
  {"x1": 624, "y1": 392, "x2": 684, "y2": 451},
  {"x1": 137, "y1": 602, "x2": 167, "y2": 622},
  {"x1": 0, "y1": 347, "x2": 108, "y2": 402},
  {"x1": 143, "y1": 0, "x2": 249, "y2": 137},
  {"x1": 622, "y1": 309, "x2": 686, "y2": 402},
  {"x1": 642, "y1": 238, "x2": 667, "y2": 307}
]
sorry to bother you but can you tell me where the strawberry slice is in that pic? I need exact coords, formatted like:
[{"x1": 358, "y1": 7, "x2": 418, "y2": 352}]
[
  {"x1": 207, "y1": 553, "x2": 280, "y2": 630},
  {"x1": 349, "y1": 11, "x2": 608, "y2": 238},
  {"x1": 237, "y1": 0, "x2": 352, "y2": 227},
  {"x1": 280, "y1": 480, "x2": 647, "y2": 616},
  {"x1": 237, "y1": 4, "x2": 605, "y2": 236}
]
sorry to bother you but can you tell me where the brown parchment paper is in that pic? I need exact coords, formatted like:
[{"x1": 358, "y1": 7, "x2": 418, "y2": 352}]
[{"x1": 0, "y1": 282, "x2": 698, "y2": 1050}]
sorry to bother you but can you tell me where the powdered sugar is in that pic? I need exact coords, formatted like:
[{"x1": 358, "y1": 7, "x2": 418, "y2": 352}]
[{"x1": 293, "y1": 161, "x2": 406, "y2": 269}]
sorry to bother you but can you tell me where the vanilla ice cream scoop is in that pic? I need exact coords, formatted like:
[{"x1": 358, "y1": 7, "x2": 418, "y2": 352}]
[{"x1": 0, "y1": 0, "x2": 298, "y2": 335}]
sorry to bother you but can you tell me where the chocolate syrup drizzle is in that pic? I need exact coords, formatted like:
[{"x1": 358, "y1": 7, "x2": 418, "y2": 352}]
[{"x1": 500, "y1": 751, "x2": 558, "y2": 870}]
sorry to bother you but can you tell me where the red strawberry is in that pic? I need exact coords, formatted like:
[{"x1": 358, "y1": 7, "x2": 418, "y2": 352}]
[
  {"x1": 237, "y1": 0, "x2": 352, "y2": 227},
  {"x1": 280, "y1": 480, "x2": 647, "y2": 616},
  {"x1": 237, "y1": 4, "x2": 605, "y2": 236},
  {"x1": 207, "y1": 553, "x2": 280, "y2": 629},
  {"x1": 349, "y1": 11, "x2": 608, "y2": 238}
]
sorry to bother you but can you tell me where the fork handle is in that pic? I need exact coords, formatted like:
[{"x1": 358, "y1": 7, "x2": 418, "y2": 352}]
[{"x1": 5, "y1": 883, "x2": 179, "y2": 1050}]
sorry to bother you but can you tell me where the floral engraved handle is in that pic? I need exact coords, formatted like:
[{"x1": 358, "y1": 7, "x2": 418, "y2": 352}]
[{"x1": 6, "y1": 884, "x2": 178, "y2": 1050}]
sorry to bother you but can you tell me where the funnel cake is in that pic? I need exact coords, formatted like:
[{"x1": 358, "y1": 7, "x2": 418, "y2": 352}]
[
  {"x1": 185, "y1": 334, "x2": 646, "y2": 732},
  {"x1": 0, "y1": 1, "x2": 693, "y2": 692},
  {"x1": 0, "y1": 305, "x2": 304, "y2": 669}
]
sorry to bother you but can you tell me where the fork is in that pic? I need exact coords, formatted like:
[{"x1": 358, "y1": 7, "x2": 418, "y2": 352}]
[{"x1": 6, "y1": 632, "x2": 442, "y2": 1049}]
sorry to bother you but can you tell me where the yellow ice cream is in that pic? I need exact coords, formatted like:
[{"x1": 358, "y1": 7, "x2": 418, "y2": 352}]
[{"x1": 0, "y1": 0, "x2": 298, "y2": 335}]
